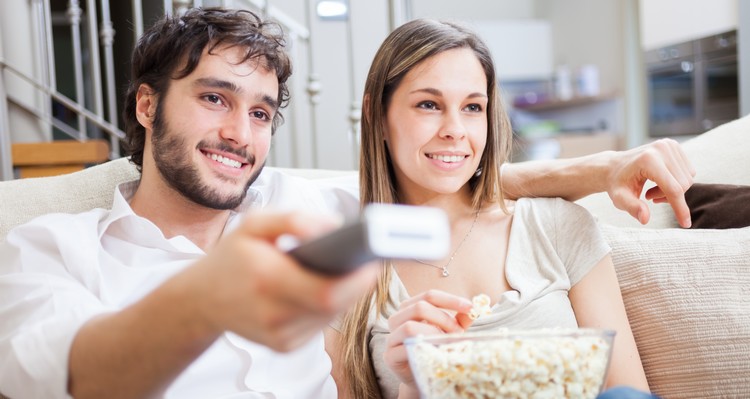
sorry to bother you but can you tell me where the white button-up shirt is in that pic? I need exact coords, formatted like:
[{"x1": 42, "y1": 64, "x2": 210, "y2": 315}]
[{"x1": 0, "y1": 168, "x2": 359, "y2": 399}]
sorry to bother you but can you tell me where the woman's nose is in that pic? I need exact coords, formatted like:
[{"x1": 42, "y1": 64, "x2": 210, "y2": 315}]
[{"x1": 438, "y1": 110, "x2": 467, "y2": 140}]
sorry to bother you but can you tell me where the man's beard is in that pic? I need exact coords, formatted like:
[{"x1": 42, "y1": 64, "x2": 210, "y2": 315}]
[{"x1": 150, "y1": 105, "x2": 264, "y2": 210}]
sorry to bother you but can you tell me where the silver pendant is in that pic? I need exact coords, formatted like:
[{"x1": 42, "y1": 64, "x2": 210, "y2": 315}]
[{"x1": 442, "y1": 268, "x2": 450, "y2": 277}]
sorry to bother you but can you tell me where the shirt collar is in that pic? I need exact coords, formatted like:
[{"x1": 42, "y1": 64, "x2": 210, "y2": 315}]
[{"x1": 101, "y1": 179, "x2": 265, "y2": 252}]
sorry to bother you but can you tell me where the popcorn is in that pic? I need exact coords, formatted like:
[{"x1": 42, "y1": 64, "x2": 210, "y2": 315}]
[
  {"x1": 468, "y1": 293, "x2": 492, "y2": 320},
  {"x1": 407, "y1": 328, "x2": 612, "y2": 399}
]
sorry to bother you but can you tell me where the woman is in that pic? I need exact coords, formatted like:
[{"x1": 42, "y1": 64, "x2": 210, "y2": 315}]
[{"x1": 325, "y1": 18, "x2": 651, "y2": 399}]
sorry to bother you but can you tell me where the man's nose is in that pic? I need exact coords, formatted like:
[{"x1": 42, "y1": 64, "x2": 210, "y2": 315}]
[{"x1": 219, "y1": 109, "x2": 252, "y2": 146}]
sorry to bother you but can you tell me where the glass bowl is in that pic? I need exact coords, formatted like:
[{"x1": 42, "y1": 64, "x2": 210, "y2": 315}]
[{"x1": 404, "y1": 328, "x2": 615, "y2": 399}]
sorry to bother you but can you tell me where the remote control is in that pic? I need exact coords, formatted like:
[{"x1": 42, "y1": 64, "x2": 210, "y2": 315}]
[{"x1": 285, "y1": 203, "x2": 450, "y2": 275}]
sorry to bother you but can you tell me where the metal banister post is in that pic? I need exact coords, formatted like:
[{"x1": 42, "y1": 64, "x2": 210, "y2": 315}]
[
  {"x1": 0, "y1": 17, "x2": 13, "y2": 180},
  {"x1": 0, "y1": 59, "x2": 14, "y2": 181},
  {"x1": 99, "y1": 0, "x2": 120, "y2": 158}
]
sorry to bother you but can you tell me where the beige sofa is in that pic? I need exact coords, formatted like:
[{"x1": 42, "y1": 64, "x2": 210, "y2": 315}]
[
  {"x1": 577, "y1": 117, "x2": 750, "y2": 398},
  {"x1": 1, "y1": 116, "x2": 749, "y2": 398}
]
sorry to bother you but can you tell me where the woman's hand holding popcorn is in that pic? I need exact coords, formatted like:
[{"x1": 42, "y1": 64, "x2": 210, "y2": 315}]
[{"x1": 383, "y1": 290, "x2": 475, "y2": 394}]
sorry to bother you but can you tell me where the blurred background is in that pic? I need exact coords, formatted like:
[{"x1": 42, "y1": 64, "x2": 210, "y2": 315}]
[{"x1": 0, "y1": 0, "x2": 745, "y2": 179}]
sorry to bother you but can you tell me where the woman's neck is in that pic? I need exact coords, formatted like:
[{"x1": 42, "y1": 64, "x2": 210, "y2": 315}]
[{"x1": 399, "y1": 185, "x2": 477, "y2": 222}]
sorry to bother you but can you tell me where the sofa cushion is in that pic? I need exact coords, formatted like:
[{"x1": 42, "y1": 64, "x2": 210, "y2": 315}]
[
  {"x1": 600, "y1": 224, "x2": 750, "y2": 398},
  {"x1": 685, "y1": 183, "x2": 750, "y2": 229},
  {"x1": 0, "y1": 158, "x2": 140, "y2": 241}
]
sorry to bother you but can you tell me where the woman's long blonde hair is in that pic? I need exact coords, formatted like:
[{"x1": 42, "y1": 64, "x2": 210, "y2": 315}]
[{"x1": 338, "y1": 18, "x2": 513, "y2": 398}]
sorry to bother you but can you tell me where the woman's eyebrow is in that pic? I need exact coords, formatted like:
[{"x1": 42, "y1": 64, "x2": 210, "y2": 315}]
[{"x1": 410, "y1": 87, "x2": 487, "y2": 99}]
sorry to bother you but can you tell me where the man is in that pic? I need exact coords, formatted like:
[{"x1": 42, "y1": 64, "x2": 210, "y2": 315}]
[
  {"x1": 0, "y1": 7, "x2": 694, "y2": 399},
  {"x1": 1, "y1": 9, "x2": 371, "y2": 399}
]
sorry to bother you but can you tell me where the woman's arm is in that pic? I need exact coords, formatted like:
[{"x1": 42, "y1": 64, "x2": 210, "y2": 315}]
[
  {"x1": 569, "y1": 254, "x2": 649, "y2": 392},
  {"x1": 326, "y1": 328, "x2": 423, "y2": 399},
  {"x1": 324, "y1": 327, "x2": 351, "y2": 399},
  {"x1": 503, "y1": 139, "x2": 695, "y2": 228}
]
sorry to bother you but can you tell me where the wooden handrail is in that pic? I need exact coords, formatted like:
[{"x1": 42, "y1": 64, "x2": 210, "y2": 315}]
[{"x1": 11, "y1": 139, "x2": 110, "y2": 178}]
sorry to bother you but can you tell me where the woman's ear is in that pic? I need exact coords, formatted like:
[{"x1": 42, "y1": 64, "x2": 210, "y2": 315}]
[{"x1": 135, "y1": 84, "x2": 157, "y2": 130}]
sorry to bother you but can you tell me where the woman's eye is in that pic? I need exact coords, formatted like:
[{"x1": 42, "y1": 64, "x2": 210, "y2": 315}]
[
  {"x1": 417, "y1": 101, "x2": 438, "y2": 110},
  {"x1": 465, "y1": 104, "x2": 483, "y2": 112}
]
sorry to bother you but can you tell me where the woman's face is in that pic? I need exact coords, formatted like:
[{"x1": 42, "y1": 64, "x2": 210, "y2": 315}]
[{"x1": 384, "y1": 47, "x2": 488, "y2": 203}]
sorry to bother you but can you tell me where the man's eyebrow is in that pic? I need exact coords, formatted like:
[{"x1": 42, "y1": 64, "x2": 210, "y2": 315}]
[
  {"x1": 261, "y1": 94, "x2": 279, "y2": 111},
  {"x1": 193, "y1": 77, "x2": 241, "y2": 93}
]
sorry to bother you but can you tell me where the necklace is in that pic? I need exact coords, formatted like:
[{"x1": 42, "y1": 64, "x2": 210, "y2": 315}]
[{"x1": 413, "y1": 207, "x2": 480, "y2": 277}]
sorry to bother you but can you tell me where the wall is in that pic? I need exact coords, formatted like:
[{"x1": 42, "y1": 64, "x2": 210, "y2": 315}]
[
  {"x1": 535, "y1": 0, "x2": 625, "y2": 97},
  {"x1": 411, "y1": 0, "x2": 535, "y2": 20},
  {"x1": 411, "y1": 0, "x2": 542, "y2": 82}
]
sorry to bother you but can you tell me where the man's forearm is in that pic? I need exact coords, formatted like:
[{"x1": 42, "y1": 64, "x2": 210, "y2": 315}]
[
  {"x1": 68, "y1": 273, "x2": 220, "y2": 399},
  {"x1": 502, "y1": 153, "x2": 613, "y2": 201}
]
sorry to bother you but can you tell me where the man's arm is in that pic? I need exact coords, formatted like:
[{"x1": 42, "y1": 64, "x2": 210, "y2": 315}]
[
  {"x1": 502, "y1": 139, "x2": 695, "y2": 228},
  {"x1": 68, "y1": 211, "x2": 379, "y2": 399}
]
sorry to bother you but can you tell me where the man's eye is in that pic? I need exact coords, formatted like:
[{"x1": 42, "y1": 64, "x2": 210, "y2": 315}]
[
  {"x1": 204, "y1": 94, "x2": 223, "y2": 105},
  {"x1": 252, "y1": 110, "x2": 270, "y2": 121}
]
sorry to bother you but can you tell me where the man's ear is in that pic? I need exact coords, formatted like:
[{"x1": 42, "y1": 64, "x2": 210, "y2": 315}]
[{"x1": 135, "y1": 84, "x2": 157, "y2": 130}]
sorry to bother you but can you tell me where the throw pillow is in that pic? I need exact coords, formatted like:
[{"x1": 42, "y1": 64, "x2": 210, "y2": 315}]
[
  {"x1": 600, "y1": 224, "x2": 750, "y2": 399},
  {"x1": 685, "y1": 183, "x2": 750, "y2": 229}
]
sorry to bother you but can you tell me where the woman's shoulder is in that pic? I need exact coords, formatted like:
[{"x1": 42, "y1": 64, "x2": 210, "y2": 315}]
[
  {"x1": 515, "y1": 197, "x2": 592, "y2": 217},
  {"x1": 511, "y1": 198, "x2": 599, "y2": 236}
]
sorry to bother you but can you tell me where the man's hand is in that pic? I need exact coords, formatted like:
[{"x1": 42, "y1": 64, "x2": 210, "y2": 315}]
[
  {"x1": 191, "y1": 211, "x2": 380, "y2": 352},
  {"x1": 502, "y1": 139, "x2": 695, "y2": 227},
  {"x1": 69, "y1": 211, "x2": 378, "y2": 399},
  {"x1": 605, "y1": 139, "x2": 695, "y2": 228}
]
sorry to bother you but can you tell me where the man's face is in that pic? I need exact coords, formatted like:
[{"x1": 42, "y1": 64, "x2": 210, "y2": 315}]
[{"x1": 149, "y1": 45, "x2": 278, "y2": 210}]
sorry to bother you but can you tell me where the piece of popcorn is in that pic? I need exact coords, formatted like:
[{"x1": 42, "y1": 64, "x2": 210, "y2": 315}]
[{"x1": 468, "y1": 293, "x2": 492, "y2": 320}]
